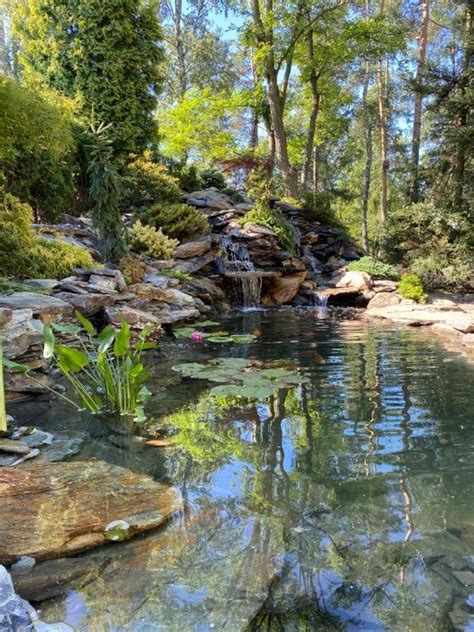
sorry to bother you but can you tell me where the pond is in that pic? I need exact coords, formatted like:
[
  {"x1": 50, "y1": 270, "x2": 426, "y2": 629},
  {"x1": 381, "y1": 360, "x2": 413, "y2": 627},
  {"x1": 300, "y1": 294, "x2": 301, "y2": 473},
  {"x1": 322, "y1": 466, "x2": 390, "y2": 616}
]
[{"x1": 10, "y1": 309, "x2": 474, "y2": 631}]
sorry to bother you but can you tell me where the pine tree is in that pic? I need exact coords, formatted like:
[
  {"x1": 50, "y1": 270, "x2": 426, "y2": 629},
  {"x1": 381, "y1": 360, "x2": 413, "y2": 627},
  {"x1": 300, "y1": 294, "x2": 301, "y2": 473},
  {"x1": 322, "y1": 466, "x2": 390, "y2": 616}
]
[{"x1": 15, "y1": 0, "x2": 164, "y2": 157}]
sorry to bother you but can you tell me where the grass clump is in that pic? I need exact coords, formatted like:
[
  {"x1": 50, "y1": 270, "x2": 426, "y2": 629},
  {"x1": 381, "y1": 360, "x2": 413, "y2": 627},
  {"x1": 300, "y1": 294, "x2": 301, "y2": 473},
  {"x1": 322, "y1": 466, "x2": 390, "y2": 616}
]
[
  {"x1": 347, "y1": 257, "x2": 399, "y2": 280},
  {"x1": 129, "y1": 221, "x2": 178, "y2": 260},
  {"x1": 159, "y1": 268, "x2": 192, "y2": 281},
  {"x1": 141, "y1": 202, "x2": 210, "y2": 241},
  {"x1": 398, "y1": 274, "x2": 428, "y2": 303}
]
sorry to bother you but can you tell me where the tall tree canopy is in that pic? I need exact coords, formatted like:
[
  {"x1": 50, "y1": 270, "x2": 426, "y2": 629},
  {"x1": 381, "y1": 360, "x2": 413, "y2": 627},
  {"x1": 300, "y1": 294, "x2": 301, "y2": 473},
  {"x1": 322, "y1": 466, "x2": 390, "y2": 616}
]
[{"x1": 14, "y1": 0, "x2": 164, "y2": 156}]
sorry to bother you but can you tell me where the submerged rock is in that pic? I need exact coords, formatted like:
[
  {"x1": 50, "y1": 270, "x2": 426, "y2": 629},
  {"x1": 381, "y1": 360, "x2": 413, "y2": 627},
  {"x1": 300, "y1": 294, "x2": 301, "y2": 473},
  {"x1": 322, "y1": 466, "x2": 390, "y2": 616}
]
[{"x1": 0, "y1": 460, "x2": 182, "y2": 564}]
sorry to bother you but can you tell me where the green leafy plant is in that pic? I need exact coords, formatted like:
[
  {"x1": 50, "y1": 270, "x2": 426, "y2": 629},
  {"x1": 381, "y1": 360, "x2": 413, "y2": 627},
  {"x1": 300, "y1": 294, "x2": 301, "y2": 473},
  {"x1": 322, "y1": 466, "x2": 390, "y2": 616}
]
[
  {"x1": 0, "y1": 189, "x2": 94, "y2": 279},
  {"x1": 172, "y1": 357, "x2": 308, "y2": 400},
  {"x1": 347, "y1": 257, "x2": 399, "y2": 280},
  {"x1": 122, "y1": 152, "x2": 183, "y2": 211},
  {"x1": 5, "y1": 314, "x2": 157, "y2": 421},
  {"x1": 129, "y1": 220, "x2": 178, "y2": 260},
  {"x1": 398, "y1": 274, "x2": 428, "y2": 303},
  {"x1": 173, "y1": 322, "x2": 257, "y2": 344},
  {"x1": 141, "y1": 202, "x2": 210, "y2": 241},
  {"x1": 86, "y1": 123, "x2": 127, "y2": 263}
]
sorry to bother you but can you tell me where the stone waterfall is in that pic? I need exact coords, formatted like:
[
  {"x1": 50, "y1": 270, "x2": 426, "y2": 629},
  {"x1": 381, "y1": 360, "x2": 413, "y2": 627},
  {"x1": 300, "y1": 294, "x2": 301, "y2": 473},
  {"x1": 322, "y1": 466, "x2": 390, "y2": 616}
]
[{"x1": 221, "y1": 236, "x2": 263, "y2": 308}]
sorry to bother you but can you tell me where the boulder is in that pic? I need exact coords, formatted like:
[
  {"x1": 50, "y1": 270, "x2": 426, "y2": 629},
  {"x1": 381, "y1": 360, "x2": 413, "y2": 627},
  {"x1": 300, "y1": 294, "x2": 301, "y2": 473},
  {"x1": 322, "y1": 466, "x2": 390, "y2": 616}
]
[
  {"x1": 0, "y1": 565, "x2": 72, "y2": 631},
  {"x1": 335, "y1": 271, "x2": 373, "y2": 291},
  {"x1": 150, "y1": 306, "x2": 200, "y2": 324},
  {"x1": 142, "y1": 272, "x2": 174, "y2": 288},
  {"x1": 175, "y1": 238, "x2": 211, "y2": 259},
  {"x1": 242, "y1": 223, "x2": 278, "y2": 238},
  {"x1": 104, "y1": 306, "x2": 161, "y2": 329},
  {"x1": 368, "y1": 304, "x2": 474, "y2": 333},
  {"x1": 367, "y1": 292, "x2": 401, "y2": 309},
  {"x1": 174, "y1": 250, "x2": 218, "y2": 274},
  {"x1": 54, "y1": 292, "x2": 115, "y2": 316},
  {"x1": 0, "y1": 310, "x2": 44, "y2": 359},
  {"x1": 129, "y1": 284, "x2": 196, "y2": 307},
  {"x1": 186, "y1": 188, "x2": 233, "y2": 210},
  {"x1": 0, "y1": 308, "x2": 12, "y2": 327},
  {"x1": 0, "y1": 293, "x2": 73, "y2": 320},
  {"x1": 0, "y1": 461, "x2": 182, "y2": 564},
  {"x1": 316, "y1": 287, "x2": 368, "y2": 307},
  {"x1": 262, "y1": 272, "x2": 307, "y2": 305},
  {"x1": 183, "y1": 277, "x2": 226, "y2": 303},
  {"x1": 23, "y1": 279, "x2": 60, "y2": 291}
]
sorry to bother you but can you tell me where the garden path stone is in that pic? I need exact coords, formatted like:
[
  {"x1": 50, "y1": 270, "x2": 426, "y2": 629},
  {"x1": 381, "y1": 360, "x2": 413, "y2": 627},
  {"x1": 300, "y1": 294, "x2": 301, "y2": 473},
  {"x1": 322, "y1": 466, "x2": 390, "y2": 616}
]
[{"x1": 0, "y1": 460, "x2": 182, "y2": 564}]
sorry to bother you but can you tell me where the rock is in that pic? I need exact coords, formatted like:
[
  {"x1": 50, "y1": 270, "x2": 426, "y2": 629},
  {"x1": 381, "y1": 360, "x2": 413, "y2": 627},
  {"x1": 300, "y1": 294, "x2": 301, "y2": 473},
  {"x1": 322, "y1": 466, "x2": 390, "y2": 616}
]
[
  {"x1": 54, "y1": 292, "x2": 115, "y2": 316},
  {"x1": 88, "y1": 274, "x2": 118, "y2": 294},
  {"x1": 142, "y1": 272, "x2": 172, "y2": 288},
  {"x1": 175, "y1": 238, "x2": 211, "y2": 259},
  {"x1": 0, "y1": 565, "x2": 72, "y2": 631},
  {"x1": 150, "y1": 306, "x2": 200, "y2": 324},
  {"x1": 0, "y1": 461, "x2": 181, "y2": 564},
  {"x1": 174, "y1": 249, "x2": 218, "y2": 274},
  {"x1": 316, "y1": 287, "x2": 368, "y2": 307},
  {"x1": 23, "y1": 279, "x2": 59, "y2": 291},
  {"x1": 0, "y1": 438, "x2": 31, "y2": 455},
  {"x1": 0, "y1": 310, "x2": 44, "y2": 359},
  {"x1": 186, "y1": 188, "x2": 233, "y2": 209},
  {"x1": 104, "y1": 306, "x2": 160, "y2": 328},
  {"x1": 37, "y1": 433, "x2": 85, "y2": 462},
  {"x1": 0, "y1": 293, "x2": 73, "y2": 320},
  {"x1": 242, "y1": 223, "x2": 278, "y2": 238},
  {"x1": 453, "y1": 571, "x2": 474, "y2": 586},
  {"x1": 262, "y1": 272, "x2": 307, "y2": 305},
  {"x1": 373, "y1": 280, "x2": 398, "y2": 293},
  {"x1": 75, "y1": 268, "x2": 127, "y2": 292},
  {"x1": 183, "y1": 277, "x2": 226, "y2": 303},
  {"x1": 335, "y1": 270, "x2": 373, "y2": 291},
  {"x1": 0, "y1": 307, "x2": 12, "y2": 326},
  {"x1": 368, "y1": 304, "x2": 474, "y2": 332},
  {"x1": 367, "y1": 292, "x2": 401, "y2": 309}
]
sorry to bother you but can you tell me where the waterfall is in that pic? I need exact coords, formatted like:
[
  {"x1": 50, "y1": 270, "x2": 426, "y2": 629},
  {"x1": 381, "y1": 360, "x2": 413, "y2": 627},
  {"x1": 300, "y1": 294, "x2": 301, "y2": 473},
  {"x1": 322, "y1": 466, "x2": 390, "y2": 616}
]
[
  {"x1": 313, "y1": 292, "x2": 329, "y2": 308},
  {"x1": 221, "y1": 236, "x2": 263, "y2": 307}
]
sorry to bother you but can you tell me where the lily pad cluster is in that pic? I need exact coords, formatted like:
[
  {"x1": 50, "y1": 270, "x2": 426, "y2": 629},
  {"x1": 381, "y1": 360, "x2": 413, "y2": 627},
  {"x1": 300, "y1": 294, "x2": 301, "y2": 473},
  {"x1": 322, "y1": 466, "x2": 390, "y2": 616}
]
[
  {"x1": 172, "y1": 357, "x2": 309, "y2": 399},
  {"x1": 173, "y1": 321, "x2": 257, "y2": 345}
]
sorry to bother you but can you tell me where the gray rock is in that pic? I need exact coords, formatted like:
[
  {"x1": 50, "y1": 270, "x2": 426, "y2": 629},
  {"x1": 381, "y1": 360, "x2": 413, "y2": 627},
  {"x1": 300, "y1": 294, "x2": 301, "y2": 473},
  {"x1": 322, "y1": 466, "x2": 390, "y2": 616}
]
[
  {"x1": 105, "y1": 306, "x2": 160, "y2": 328},
  {"x1": 23, "y1": 279, "x2": 59, "y2": 291},
  {"x1": 175, "y1": 238, "x2": 211, "y2": 259},
  {"x1": 54, "y1": 292, "x2": 115, "y2": 316},
  {"x1": 0, "y1": 293, "x2": 73, "y2": 319},
  {"x1": 0, "y1": 308, "x2": 12, "y2": 326},
  {"x1": 0, "y1": 438, "x2": 31, "y2": 455},
  {"x1": 174, "y1": 250, "x2": 218, "y2": 274},
  {"x1": 0, "y1": 309, "x2": 44, "y2": 359},
  {"x1": 0, "y1": 565, "x2": 72, "y2": 631}
]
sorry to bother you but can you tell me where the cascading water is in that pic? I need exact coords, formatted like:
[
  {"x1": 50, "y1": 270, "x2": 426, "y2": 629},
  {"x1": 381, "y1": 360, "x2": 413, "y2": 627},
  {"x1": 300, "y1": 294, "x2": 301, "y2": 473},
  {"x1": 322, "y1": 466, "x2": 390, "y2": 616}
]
[
  {"x1": 313, "y1": 292, "x2": 329, "y2": 308},
  {"x1": 221, "y1": 236, "x2": 263, "y2": 308}
]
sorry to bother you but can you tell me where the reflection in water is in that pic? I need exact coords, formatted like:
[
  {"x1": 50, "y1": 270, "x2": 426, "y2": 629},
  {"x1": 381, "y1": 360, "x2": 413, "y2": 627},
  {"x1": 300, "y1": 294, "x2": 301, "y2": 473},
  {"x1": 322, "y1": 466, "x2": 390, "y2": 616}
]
[{"x1": 13, "y1": 310, "x2": 474, "y2": 631}]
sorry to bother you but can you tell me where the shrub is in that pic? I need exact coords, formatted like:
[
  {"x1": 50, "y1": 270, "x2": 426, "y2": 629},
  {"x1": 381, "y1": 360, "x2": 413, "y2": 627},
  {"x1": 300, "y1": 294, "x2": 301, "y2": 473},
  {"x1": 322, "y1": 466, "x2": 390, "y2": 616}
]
[
  {"x1": 119, "y1": 254, "x2": 148, "y2": 285},
  {"x1": 0, "y1": 75, "x2": 77, "y2": 222},
  {"x1": 122, "y1": 152, "x2": 182, "y2": 211},
  {"x1": 398, "y1": 274, "x2": 428, "y2": 303},
  {"x1": 199, "y1": 168, "x2": 227, "y2": 190},
  {"x1": 0, "y1": 189, "x2": 93, "y2": 279},
  {"x1": 240, "y1": 206, "x2": 295, "y2": 252},
  {"x1": 129, "y1": 221, "x2": 178, "y2": 260},
  {"x1": 159, "y1": 268, "x2": 192, "y2": 281},
  {"x1": 410, "y1": 245, "x2": 474, "y2": 290},
  {"x1": 141, "y1": 203, "x2": 210, "y2": 241},
  {"x1": 347, "y1": 257, "x2": 399, "y2": 280}
]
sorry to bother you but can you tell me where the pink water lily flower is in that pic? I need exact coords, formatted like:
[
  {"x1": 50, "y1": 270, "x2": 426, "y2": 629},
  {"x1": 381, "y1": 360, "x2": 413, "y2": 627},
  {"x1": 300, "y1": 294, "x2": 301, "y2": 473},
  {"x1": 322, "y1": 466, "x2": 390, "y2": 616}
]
[{"x1": 190, "y1": 331, "x2": 204, "y2": 343}]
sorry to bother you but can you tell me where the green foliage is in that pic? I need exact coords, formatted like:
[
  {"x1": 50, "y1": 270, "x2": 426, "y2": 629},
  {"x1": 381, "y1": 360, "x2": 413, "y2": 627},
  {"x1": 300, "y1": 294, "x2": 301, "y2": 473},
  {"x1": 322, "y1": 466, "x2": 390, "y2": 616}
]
[
  {"x1": 122, "y1": 152, "x2": 182, "y2": 211},
  {"x1": 166, "y1": 162, "x2": 202, "y2": 193},
  {"x1": 173, "y1": 324, "x2": 257, "y2": 345},
  {"x1": 15, "y1": 0, "x2": 164, "y2": 157},
  {"x1": 0, "y1": 74, "x2": 77, "y2": 222},
  {"x1": 199, "y1": 168, "x2": 227, "y2": 190},
  {"x1": 128, "y1": 221, "x2": 178, "y2": 260},
  {"x1": 347, "y1": 257, "x2": 399, "y2": 280},
  {"x1": 0, "y1": 189, "x2": 93, "y2": 279},
  {"x1": 42, "y1": 314, "x2": 157, "y2": 420},
  {"x1": 398, "y1": 274, "x2": 428, "y2": 303},
  {"x1": 142, "y1": 203, "x2": 210, "y2": 241},
  {"x1": 0, "y1": 277, "x2": 44, "y2": 295},
  {"x1": 118, "y1": 254, "x2": 148, "y2": 286},
  {"x1": 159, "y1": 268, "x2": 192, "y2": 281},
  {"x1": 86, "y1": 124, "x2": 126, "y2": 263},
  {"x1": 384, "y1": 202, "x2": 473, "y2": 289}
]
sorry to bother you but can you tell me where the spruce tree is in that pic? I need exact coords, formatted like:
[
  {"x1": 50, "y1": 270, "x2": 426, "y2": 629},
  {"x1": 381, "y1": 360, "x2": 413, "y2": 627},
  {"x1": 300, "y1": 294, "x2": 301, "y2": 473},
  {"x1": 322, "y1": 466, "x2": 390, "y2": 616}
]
[{"x1": 15, "y1": 0, "x2": 163, "y2": 157}]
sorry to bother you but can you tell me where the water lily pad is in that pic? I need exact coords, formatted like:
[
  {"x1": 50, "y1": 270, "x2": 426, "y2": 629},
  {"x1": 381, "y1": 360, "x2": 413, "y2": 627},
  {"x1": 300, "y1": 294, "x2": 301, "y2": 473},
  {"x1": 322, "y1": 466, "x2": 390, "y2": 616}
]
[
  {"x1": 196, "y1": 320, "x2": 221, "y2": 328},
  {"x1": 229, "y1": 334, "x2": 257, "y2": 344},
  {"x1": 206, "y1": 336, "x2": 235, "y2": 343}
]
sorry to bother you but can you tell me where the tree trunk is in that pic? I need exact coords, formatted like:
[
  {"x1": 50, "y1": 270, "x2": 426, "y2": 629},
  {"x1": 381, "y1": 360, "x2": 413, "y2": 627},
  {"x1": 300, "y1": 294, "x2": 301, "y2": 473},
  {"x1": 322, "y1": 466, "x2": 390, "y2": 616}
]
[
  {"x1": 266, "y1": 67, "x2": 297, "y2": 196},
  {"x1": 360, "y1": 61, "x2": 372, "y2": 254},
  {"x1": 0, "y1": 8, "x2": 9, "y2": 75},
  {"x1": 249, "y1": 53, "x2": 259, "y2": 148},
  {"x1": 377, "y1": 59, "x2": 389, "y2": 225},
  {"x1": 410, "y1": 0, "x2": 430, "y2": 202},
  {"x1": 300, "y1": 29, "x2": 320, "y2": 190}
]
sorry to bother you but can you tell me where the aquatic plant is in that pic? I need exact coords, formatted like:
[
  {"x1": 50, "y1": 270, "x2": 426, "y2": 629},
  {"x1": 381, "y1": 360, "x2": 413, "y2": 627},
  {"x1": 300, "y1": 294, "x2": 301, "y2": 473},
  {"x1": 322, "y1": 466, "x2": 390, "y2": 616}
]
[
  {"x1": 174, "y1": 323, "x2": 257, "y2": 345},
  {"x1": 41, "y1": 313, "x2": 156, "y2": 420},
  {"x1": 173, "y1": 357, "x2": 308, "y2": 399}
]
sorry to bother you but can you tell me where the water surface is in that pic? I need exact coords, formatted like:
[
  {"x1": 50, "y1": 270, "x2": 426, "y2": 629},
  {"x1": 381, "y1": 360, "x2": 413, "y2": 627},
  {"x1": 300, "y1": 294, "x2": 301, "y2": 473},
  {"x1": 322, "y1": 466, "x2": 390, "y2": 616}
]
[{"x1": 11, "y1": 310, "x2": 474, "y2": 631}]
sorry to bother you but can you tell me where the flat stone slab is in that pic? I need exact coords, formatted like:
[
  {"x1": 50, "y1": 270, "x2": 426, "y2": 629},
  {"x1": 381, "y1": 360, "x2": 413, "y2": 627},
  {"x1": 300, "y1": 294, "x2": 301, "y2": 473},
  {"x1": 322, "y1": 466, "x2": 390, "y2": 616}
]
[
  {"x1": 0, "y1": 461, "x2": 181, "y2": 564},
  {"x1": 0, "y1": 293, "x2": 73, "y2": 319},
  {"x1": 368, "y1": 303, "x2": 474, "y2": 333}
]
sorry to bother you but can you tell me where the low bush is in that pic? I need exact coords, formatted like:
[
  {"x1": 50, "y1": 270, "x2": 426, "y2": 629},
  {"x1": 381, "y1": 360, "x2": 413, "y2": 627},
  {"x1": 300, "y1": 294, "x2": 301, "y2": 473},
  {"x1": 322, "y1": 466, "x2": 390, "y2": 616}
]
[
  {"x1": 159, "y1": 268, "x2": 192, "y2": 281},
  {"x1": 410, "y1": 245, "x2": 474, "y2": 290},
  {"x1": 122, "y1": 152, "x2": 182, "y2": 212},
  {"x1": 398, "y1": 274, "x2": 428, "y2": 303},
  {"x1": 141, "y1": 203, "x2": 210, "y2": 241},
  {"x1": 0, "y1": 190, "x2": 93, "y2": 279},
  {"x1": 119, "y1": 253, "x2": 148, "y2": 285},
  {"x1": 240, "y1": 206, "x2": 296, "y2": 253},
  {"x1": 347, "y1": 257, "x2": 399, "y2": 280},
  {"x1": 129, "y1": 221, "x2": 178, "y2": 260}
]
